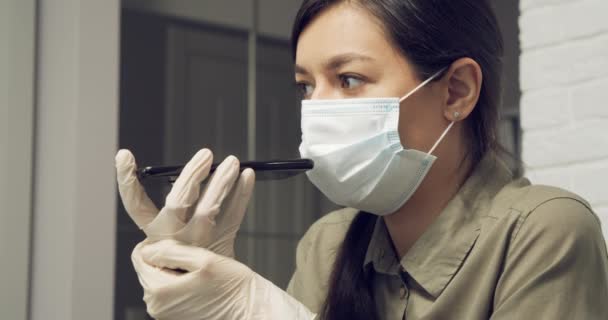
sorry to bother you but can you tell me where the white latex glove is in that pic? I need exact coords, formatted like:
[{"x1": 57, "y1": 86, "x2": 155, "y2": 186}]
[
  {"x1": 116, "y1": 149, "x2": 316, "y2": 320},
  {"x1": 116, "y1": 148, "x2": 249, "y2": 257},
  {"x1": 132, "y1": 239, "x2": 316, "y2": 320}
]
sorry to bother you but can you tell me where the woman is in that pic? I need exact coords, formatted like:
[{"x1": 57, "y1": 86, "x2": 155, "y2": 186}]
[{"x1": 115, "y1": 0, "x2": 608, "y2": 319}]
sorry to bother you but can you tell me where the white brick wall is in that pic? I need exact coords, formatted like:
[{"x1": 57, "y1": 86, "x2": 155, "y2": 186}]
[{"x1": 520, "y1": 0, "x2": 608, "y2": 241}]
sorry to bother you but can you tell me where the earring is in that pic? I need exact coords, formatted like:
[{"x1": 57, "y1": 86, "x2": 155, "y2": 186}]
[{"x1": 453, "y1": 111, "x2": 461, "y2": 120}]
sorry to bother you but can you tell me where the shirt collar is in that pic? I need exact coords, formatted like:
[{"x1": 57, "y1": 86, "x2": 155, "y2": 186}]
[{"x1": 363, "y1": 153, "x2": 513, "y2": 298}]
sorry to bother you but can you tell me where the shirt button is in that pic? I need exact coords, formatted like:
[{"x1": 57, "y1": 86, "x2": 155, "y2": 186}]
[{"x1": 400, "y1": 285, "x2": 407, "y2": 300}]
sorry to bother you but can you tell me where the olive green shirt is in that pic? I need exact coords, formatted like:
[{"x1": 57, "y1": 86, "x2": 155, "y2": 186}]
[{"x1": 287, "y1": 155, "x2": 608, "y2": 319}]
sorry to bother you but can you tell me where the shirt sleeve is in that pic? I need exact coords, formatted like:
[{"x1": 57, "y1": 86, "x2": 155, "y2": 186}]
[{"x1": 491, "y1": 197, "x2": 608, "y2": 319}]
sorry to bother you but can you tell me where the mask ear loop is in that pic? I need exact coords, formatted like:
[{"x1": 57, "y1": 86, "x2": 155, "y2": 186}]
[
  {"x1": 399, "y1": 68, "x2": 447, "y2": 103},
  {"x1": 397, "y1": 67, "x2": 452, "y2": 156},
  {"x1": 428, "y1": 120, "x2": 456, "y2": 155}
]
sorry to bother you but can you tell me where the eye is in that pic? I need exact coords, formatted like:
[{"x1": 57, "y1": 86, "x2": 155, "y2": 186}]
[
  {"x1": 339, "y1": 75, "x2": 364, "y2": 90},
  {"x1": 296, "y1": 82, "x2": 314, "y2": 99}
]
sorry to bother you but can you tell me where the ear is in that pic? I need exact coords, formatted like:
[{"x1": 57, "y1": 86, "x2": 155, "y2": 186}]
[{"x1": 442, "y1": 58, "x2": 483, "y2": 122}]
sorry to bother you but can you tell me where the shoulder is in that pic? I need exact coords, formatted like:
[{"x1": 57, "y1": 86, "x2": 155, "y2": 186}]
[
  {"x1": 509, "y1": 182, "x2": 595, "y2": 222},
  {"x1": 491, "y1": 184, "x2": 608, "y2": 316},
  {"x1": 493, "y1": 181, "x2": 604, "y2": 249},
  {"x1": 517, "y1": 186, "x2": 601, "y2": 244},
  {"x1": 299, "y1": 207, "x2": 359, "y2": 255},
  {"x1": 491, "y1": 179, "x2": 595, "y2": 219},
  {"x1": 287, "y1": 208, "x2": 359, "y2": 311},
  {"x1": 308, "y1": 207, "x2": 359, "y2": 231}
]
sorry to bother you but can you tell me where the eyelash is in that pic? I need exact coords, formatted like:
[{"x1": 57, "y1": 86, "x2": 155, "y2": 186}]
[
  {"x1": 295, "y1": 74, "x2": 367, "y2": 98},
  {"x1": 339, "y1": 74, "x2": 365, "y2": 90},
  {"x1": 295, "y1": 82, "x2": 314, "y2": 98}
]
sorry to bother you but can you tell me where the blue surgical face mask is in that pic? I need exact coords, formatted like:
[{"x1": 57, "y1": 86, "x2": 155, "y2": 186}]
[{"x1": 299, "y1": 69, "x2": 453, "y2": 216}]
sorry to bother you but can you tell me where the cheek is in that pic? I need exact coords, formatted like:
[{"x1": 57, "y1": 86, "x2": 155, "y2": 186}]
[{"x1": 397, "y1": 95, "x2": 445, "y2": 151}]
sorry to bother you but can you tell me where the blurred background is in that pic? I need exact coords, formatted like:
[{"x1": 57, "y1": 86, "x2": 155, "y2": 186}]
[{"x1": 4, "y1": 0, "x2": 607, "y2": 320}]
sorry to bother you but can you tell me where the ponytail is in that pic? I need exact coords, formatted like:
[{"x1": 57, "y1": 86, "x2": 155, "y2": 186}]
[{"x1": 319, "y1": 212, "x2": 378, "y2": 320}]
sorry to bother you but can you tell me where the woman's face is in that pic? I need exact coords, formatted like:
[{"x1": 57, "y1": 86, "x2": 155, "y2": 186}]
[{"x1": 294, "y1": 2, "x2": 453, "y2": 154}]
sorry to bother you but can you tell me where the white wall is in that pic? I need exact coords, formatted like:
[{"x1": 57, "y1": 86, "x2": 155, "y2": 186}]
[
  {"x1": 123, "y1": 0, "x2": 302, "y2": 39},
  {"x1": 29, "y1": 0, "x2": 120, "y2": 319},
  {"x1": 520, "y1": 0, "x2": 608, "y2": 239},
  {"x1": 0, "y1": 0, "x2": 36, "y2": 319}
]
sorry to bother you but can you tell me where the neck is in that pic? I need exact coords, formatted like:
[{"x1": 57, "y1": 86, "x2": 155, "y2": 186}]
[{"x1": 383, "y1": 143, "x2": 472, "y2": 259}]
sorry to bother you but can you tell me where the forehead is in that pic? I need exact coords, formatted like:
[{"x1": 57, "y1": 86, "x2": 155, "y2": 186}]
[{"x1": 295, "y1": 3, "x2": 400, "y2": 66}]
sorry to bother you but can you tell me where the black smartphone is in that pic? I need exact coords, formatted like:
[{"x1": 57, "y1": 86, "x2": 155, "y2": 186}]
[{"x1": 137, "y1": 159, "x2": 314, "y2": 182}]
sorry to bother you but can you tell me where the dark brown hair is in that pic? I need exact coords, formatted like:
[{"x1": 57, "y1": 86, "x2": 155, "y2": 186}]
[{"x1": 291, "y1": 1, "x2": 504, "y2": 319}]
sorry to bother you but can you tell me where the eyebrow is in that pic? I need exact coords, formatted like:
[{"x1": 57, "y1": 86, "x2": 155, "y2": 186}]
[{"x1": 295, "y1": 53, "x2": 375, "y2": 75}]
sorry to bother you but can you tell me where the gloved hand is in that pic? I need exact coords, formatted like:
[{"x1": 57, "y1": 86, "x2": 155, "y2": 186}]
[
  {"x1": 132, "y1": 239, "x2": 316, "y2": 320},
  {"x1": 115, "y1": 148, "x2": 250, "y2": 257},
  {"x1": 115, "y1": 149, "x2": 316, "y2": 320}
]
